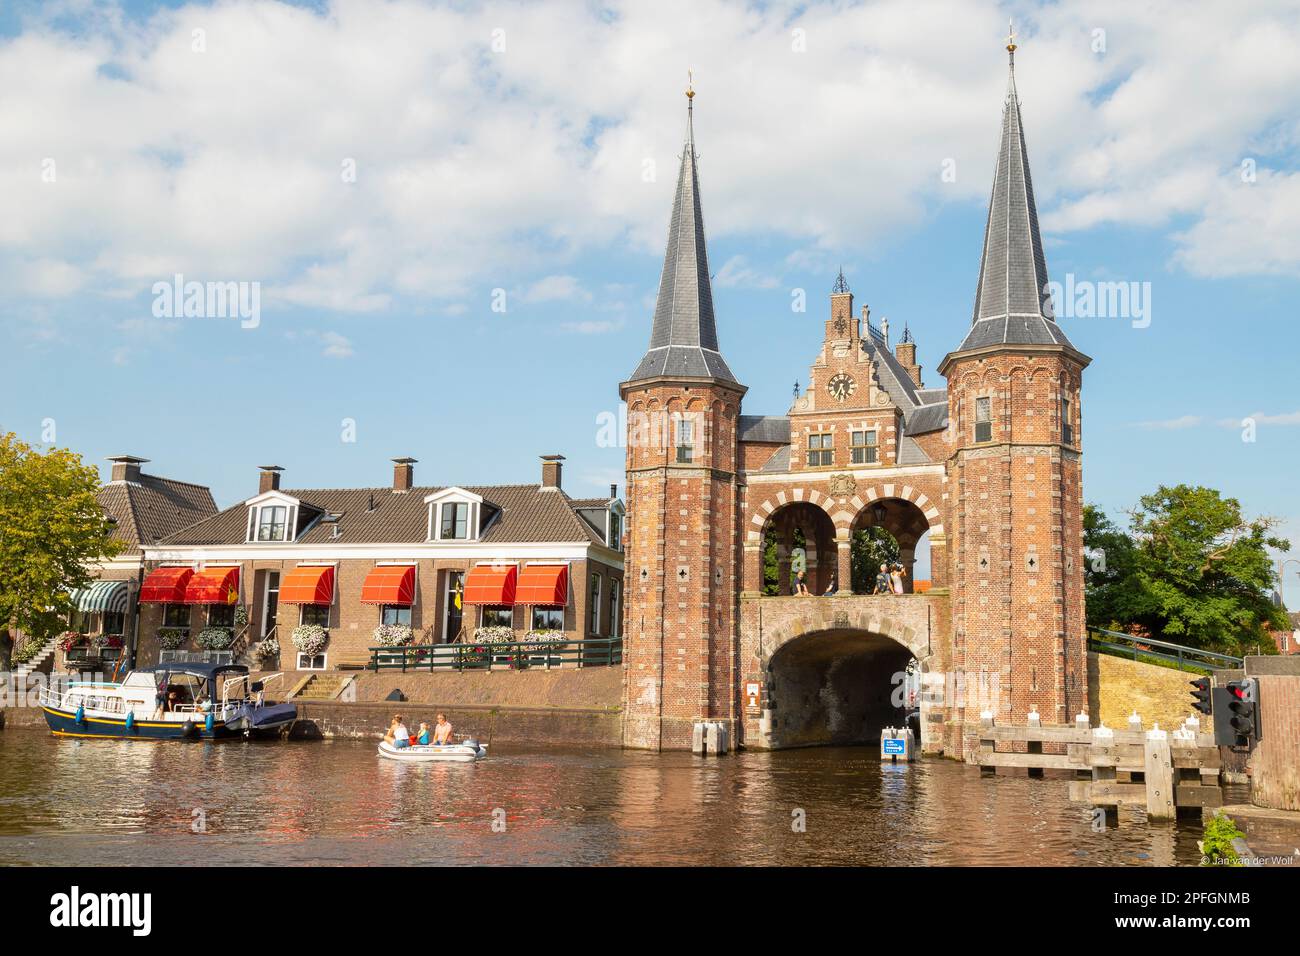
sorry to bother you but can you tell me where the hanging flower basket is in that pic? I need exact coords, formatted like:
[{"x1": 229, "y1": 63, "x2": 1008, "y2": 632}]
[
  {"x1": 197, "y1": 626, "x2": 234, "y2": 650},
  {"x1": 291, "y1": 624, "x2": 329, "y2": 657},
  {"x1": 254, "y1": 634, "x2": 280, "y2": 661},
  {"x1": 522, "y1": 629, "x2": 567, "y2": 652},
  {"x1": 233, "y1": 604, "x2": 249, "y2": 628},
  {"x1": 157, "y1": 628, "x2": 186, "y2": 650},
  {"x1": 372, "y1": 623, "x2": 413, "y2": 647}
]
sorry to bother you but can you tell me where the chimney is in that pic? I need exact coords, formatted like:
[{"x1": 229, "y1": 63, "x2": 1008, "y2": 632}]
[
  {"x1": 609, "y1": 483, "x2": 618, "y2": 500},
  {"x1": 107, "y1": 455, "x2": 148, "y2": 483},
  {"x1": 258, "y1": 465, "x2": 283, "y2": 495},
  {"x1": 392, "y1": 457, "x2": 416, "y2": 493},
  {"x1": 894, "y1": 325, "x2": 922, "y2": 386},
  {"x1": 540, "y1": 454, "x2": 564, "y2": 491}
]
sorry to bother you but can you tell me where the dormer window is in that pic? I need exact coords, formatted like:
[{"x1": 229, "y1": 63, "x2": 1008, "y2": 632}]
[
  {"x1": 607, "y1": 510, "x2": 623, "y2": 550},
  {"x1": 424, "y1": 487, "x2": 486, "y2": 542},
  {"x1": 244, "y1": 491, "x2": 302, "y2": 544}
]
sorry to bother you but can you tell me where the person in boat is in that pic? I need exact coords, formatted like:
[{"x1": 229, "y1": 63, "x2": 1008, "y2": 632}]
[
  {"x1": 417, "y1": 722, "x2": 432, "y2": 746},
  {"x1": 433, "y1": 713, "x2": 453, "y2": 746},
  {"x1": 382, "y1": 716, "x2": 399, "y2": 746},
  {"x1": 393, "y1": 716, "x2": 411, "y2": 749}
]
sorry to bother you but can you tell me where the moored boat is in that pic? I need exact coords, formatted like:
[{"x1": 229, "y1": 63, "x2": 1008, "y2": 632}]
[
  {"x1": 377, "y1": 739, "x2": 488, "y2": 762},
  {"x1": 39, "y1": 663, "x2": 297, "y2": 740}
]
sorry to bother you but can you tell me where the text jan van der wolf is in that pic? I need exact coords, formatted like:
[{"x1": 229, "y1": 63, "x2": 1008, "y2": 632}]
[{"x1": 49, "y1": 886, "x2": 151, "y2": 937}]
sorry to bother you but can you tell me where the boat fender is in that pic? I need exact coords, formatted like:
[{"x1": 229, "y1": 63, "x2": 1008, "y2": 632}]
[
  {"x1": 463, "y1": 738, "x2": 479, "y2": 749},
  {"x1": 125, "y1": 712, "x2": 135, "y2": 732},
  {"x1": 75, "y1": 705, "x2": 85, "y2": 724},
  {"x1": 182, "y1": 720, "x2": 195, "y2": 737},
  {"x1": 205, "y1": 712, "x2": 215, "y2": 735}
]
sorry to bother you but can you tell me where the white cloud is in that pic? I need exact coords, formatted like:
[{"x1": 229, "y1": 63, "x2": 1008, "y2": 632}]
[
  {"x1": 320, "y1": 331, "x2": 354, "y2": 358},
  {"x1": 2, "y1": 0, "x2": 1299, "y2": 321},
  {"x1": 713, "y1": 255, "x2": 780, "y2": 290},
  {"x1": 1134, "y1": 415, "x2": 1203, "y2": 430},
  {"x1": 1218, "y1": 410, "x2": 1300, "y2": 427},
  {"x1": 560, "y1": 319, "x2": 621, "y2": 334},
  {"x1": 522, "y1": 274, "x2": 591, "y2": 304}
]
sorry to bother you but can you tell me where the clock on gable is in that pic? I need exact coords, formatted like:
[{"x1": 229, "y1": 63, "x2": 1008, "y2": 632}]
[{"x1": 827, "y1": 373, "x2": 856, "y2": 402}]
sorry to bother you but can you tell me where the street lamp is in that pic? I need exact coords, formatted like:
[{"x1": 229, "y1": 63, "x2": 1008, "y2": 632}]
[{"x1": 1277, "y1": 558, "x2": 1300, "y2": 609}]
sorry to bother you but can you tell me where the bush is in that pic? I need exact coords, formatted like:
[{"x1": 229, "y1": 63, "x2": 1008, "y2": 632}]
[
  {"x1": 12, "y1": 637, "x2": 47, "y2": 665},
  {"x1": 1200, "y1": 812, "x2": 1246, "y2": 866},
  {"x1": 254, "y1": 634, "x2": 279, "y2": 660}
]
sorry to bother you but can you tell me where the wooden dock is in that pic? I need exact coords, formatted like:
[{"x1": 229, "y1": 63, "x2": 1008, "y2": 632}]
[{"x1": 967, "y1": 717, "x2": 1222, "y2": 820}]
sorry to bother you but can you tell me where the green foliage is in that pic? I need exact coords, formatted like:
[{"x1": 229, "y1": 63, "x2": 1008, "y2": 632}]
[
  {"x1": 1084, "y1": 486, "x2": 1290, "y2": 656},
  {"x1": 851, "y1": 526, "x2": 900, "y2": 593},
  {"x1": 0, "y1": 434, "x2": 123, "y2": 665},
  {"x1": 1199, "y1": 812, "x2": 1246, "y2": 867}
]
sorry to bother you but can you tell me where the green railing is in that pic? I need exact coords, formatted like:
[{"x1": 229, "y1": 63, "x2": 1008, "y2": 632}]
[
  {"x1": 1087, "y1": 627, "x2": 1243, "y2": 671},
  {"x1": 367, "y1": 637, "x2": 623, "y2": 672}
]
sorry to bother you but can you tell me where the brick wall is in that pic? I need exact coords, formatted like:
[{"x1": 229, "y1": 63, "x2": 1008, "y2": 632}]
[{"x1": 1087, "y1": 652, "x2": 1200, "y2": 730}]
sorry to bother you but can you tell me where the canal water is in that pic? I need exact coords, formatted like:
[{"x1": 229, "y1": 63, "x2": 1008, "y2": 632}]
[{"x1": 0, "y1": 730, "x2": 1220, "y2": 865}]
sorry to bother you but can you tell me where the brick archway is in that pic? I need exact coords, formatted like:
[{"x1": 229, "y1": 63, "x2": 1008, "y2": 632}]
[{"x1": 747, "y1": 482, "x2": 944, "y2": 540}]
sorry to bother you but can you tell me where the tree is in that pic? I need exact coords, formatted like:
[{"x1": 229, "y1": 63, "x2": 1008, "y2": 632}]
[
  {"x1": 851, "y1": 526, "x2": 900, "y2": 593},
  {"x1": 1129, "y1": 485, "x2": 1289, "y2": 654},
  {"x1": 1101, "y1": 485, "x2": 1290, "y2": 656},
  {"x1": 0, "y1": 434, "x2": 123, "y2": 668},
  {"x1": 1083, "y1": 504, "x2": 1147, "y2": 631}
]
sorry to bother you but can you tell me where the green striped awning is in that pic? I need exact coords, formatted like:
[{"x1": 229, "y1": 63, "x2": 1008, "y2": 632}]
[{"x1": 71, "y1": 580, "x2": 130, "y2": 614}]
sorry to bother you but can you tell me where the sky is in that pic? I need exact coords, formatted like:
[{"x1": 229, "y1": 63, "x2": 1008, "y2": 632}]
[{"x1": 1, "y1": 0, "x2": 1298, "y2": 608}]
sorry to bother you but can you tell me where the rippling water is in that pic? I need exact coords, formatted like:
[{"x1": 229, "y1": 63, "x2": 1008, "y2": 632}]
[{"x1": 0, "y1": 729, "x2": 1220, "y2": 865}]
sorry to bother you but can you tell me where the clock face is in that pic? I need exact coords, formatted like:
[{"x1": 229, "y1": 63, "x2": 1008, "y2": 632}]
[{"x1": 827, "y1": 373, "x2": 856, "y2": 402}]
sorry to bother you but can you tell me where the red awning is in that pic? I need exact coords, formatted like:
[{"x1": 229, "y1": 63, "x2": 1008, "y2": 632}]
[
  {"x1": 184, "y1": 566, "x2": 240, "y2": 605},
  {"x1": 139, "y1": 566, "x2": 193, "y2": 604},
  {"x1": 515, "y1": 564, "x2": 568, "y2": 606},
  {"x1": 280, "y1": 565, "x2": 335, "y2": 605},
  {"x1": 360, "y1": 565, "x2": 416, "y2": 606},
  {"x1": 463, "y1": 564, "x2": 517, "y2": 605}
]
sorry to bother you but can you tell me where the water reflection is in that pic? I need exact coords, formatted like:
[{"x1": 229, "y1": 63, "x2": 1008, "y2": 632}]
[{"x1": 0, "y1": 731, "x2": 1217, "y2": 866}]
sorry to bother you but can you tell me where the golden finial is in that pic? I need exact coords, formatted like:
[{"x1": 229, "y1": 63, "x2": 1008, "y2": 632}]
[
  {"x1": 686, "y1": 68, "x2": 695, "y2": 100},
  {"x1": 1006, "y1": 18, "x2": 1017, "y2": 54}
]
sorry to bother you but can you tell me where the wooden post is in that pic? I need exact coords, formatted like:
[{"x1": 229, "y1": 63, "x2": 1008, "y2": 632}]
[{"x1": 1143, "y1": 730, "x2": 1175, "y2": 821}]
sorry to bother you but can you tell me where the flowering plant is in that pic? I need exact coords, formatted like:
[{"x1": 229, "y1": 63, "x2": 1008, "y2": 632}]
[
  {"x1": 197, "y1": 626, "x2": 234, "y2": 650},
  {"x1": 372, "y1": 623, "x2": 413, "y2": 646},
  {"x1": 157, "y1": 628, "x2": 186, "y2": 650},
  {"x1": 57, "y1": 631, "x2": 87, "y2": 653},
  {"x1": 474, "y1": 625, "x2": 515, "y2": 644},
  {"x1": 254, "y1": 634, "x2": 279, "y2": 660},
  {"x1": 233, "y1": 604, "x2": 249, "y2": 628},
  {"x1": 522, "y1": 629, "x2": 566, "y2": 652},
  {"x1": 291, "y1": 624, "x2": 329, "y2": 656}
]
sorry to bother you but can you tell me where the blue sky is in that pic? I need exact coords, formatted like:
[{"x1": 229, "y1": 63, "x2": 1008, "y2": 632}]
[{"x1": 1, "y1": 0, "x2": 1298, "y2": 607}]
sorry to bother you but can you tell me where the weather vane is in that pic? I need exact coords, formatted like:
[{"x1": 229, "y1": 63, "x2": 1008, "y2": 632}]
[
  {"x1": 1006, "y1": 18, "x2": 1017, "y2": 54},
  {"x1": 686, "y1": 69, "x2": 694, "y2": 100}
]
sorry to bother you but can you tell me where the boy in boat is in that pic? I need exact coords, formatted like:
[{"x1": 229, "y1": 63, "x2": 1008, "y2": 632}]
[
  {"x1": 416, "y1": 721, "x2": 432, "y2": 746},
  {"x1": 433, "y1": 713, "x2": 453, "y2": 745}
]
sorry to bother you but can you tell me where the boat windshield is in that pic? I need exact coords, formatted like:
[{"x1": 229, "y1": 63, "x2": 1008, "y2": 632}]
[{"x1": 158, "y1": 673, "x2": 211, "y2": 714}]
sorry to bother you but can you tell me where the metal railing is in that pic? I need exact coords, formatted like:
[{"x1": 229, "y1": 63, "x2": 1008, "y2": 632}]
[
  {"x1": 159, "y1": 649, "x2": 234, "y2": 665},
  {"x1": 368, "y1": 637, "x2": 623, "y2": 672},
  {"x1": 1087, "y1": 627, "x2": 1243, "y2": 671}
]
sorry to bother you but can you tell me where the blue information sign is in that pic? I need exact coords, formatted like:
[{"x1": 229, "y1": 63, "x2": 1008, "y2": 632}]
[{"x1": 883, "y1": 738, "x2": 906, "y2": 755}]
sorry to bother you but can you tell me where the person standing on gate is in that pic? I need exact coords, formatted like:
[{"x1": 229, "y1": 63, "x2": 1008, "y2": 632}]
[
  {"x1": 875, "y1": 563, "x2": 891, "y2": 594},
  {"x1": 891, "y1": 563, "x2": 906, "y2": 595}
]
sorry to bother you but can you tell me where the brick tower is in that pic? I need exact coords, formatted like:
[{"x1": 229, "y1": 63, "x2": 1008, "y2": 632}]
[
  {"x1": 620, "y1": 85, "x2": 746, "y2": 751},
  {"x1": 936, "y1": 35, "x2": 1091, "y2": 727}
]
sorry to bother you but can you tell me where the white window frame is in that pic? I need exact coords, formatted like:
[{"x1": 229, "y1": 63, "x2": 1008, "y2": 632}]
[
  {"x1": 850, "y1": 430, "x2": 878, "y2": 465},
  {"x1": 261, "y1": 570, "x2": 280, "y2": 637},
  {"x1": 607, "y1": 502, "x2": 625, "y2": 551},
  {"x1": 296, "y1": 652, "x2": 327, "y2": 671},
  {"x1": 609, "y1": 578, "x2": 620, "y2": 639},
  {"x1": 975, "y1": 396, "x2": 993, "y2": 443}
]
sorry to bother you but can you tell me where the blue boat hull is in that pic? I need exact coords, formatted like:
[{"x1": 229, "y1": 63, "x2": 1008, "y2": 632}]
[{"x1": 42, "y1": 705, "x2": 235, "y2": 740}]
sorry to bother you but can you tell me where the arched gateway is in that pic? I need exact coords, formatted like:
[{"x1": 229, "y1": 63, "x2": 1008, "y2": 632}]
[{"x1": 619, "y1": 43, "x2": 1091, "y2": 756}]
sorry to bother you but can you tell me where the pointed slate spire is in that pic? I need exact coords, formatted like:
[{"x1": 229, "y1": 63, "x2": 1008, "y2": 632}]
[
  {"x1": 955, "y1": 26, "x2": 1077, "y2": 353},
  {"x1": 628, "y1": 82, "x2": 738, "y2": 384}
]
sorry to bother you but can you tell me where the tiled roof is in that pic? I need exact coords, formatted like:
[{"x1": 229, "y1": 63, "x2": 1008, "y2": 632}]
[
  {"x1": 756, "y1": 444, "x2": 792, "y2": 473},
  {"x1": 97, "y1": 474, "x2": 218, "y2": 555},
  {"x1": 956, "y1": 52, "x2": 1079, "y2": 356},
  {"x1": 157, "y1": 484, "x2": 609, "y2": 548},
  {"x1": 628, "y1": 99, "x2": 737, "y2": 385},
  {"x1": 738, "y1": 415, "x2": 790, "y2": 443}
]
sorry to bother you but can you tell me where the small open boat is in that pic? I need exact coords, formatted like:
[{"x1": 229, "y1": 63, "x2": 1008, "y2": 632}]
[{"x1": 377, "y1": 739, "x2": 487, "y2": 763}]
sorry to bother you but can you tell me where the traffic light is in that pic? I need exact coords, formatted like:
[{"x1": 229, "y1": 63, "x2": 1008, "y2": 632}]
[
  {"x1": 1213, "y1": 678, "x2": 1261, "y2": 748},
  {"x1": 1189, "y1": 677, "x2": 1212, "y2": 716}
]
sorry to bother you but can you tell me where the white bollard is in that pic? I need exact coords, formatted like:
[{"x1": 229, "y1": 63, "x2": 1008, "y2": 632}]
[
  {"x1": 1075, "y1": 711, "x2": 1090, "y2": 731},
  {"x1": 1027, "y1": 707, "x2": 1041, "y2": 727},
  {"x1": 1128, "y1": 711, "x2": 1143, "y2": 732},
  {"x1": 691, "y1": 721, "x2": 706, "y2": 754}
]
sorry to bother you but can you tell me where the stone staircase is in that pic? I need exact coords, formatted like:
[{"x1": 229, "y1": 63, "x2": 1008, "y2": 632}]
[
  {"x1": 13, "y1": 638, "x2": 59, "y2": 679},
  {"x1": 288, "y1": 673, "x2": 353, "y2": 701}
]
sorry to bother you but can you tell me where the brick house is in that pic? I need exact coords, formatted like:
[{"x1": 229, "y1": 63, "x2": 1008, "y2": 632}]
[
  {"x1": 1270, "y1": 612, "x2": 1300, "y2": 655},
  {"x1": 57, "y1": 455, "x2": 217, "y2": 671},
  {"x1": 621, "y1": 43, "x2": 1089, "y2": 753},
  {"x1": 136, "y1": 455, "x2": 624, "y2": 671}
]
